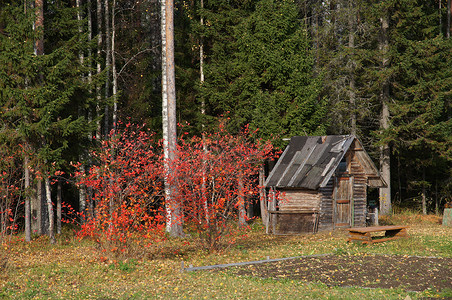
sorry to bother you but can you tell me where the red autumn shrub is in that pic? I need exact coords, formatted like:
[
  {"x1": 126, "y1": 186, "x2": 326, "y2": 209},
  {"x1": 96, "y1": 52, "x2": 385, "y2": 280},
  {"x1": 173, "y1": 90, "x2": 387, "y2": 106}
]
[
  {"x1": 168, "y1": 123, "x2": 273, "y2": 250},
  {"x1": 74, "y1": 124, "x2": 165, "y2": 256},
  {"x1": 0, "y1": 146, "x2": 22, "y2": 244}
]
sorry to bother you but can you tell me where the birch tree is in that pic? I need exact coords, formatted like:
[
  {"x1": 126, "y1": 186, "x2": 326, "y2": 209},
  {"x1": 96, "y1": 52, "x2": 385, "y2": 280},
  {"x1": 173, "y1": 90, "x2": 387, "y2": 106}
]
[
  {"x1": 96, "y1": 0, "x2": 103, "y2": 140},
  {"x1": 162, "y1": 0, "x2": 183, "y2": 237},
  {"x1": 104, "y1": 0, "x2": 111, "y2": 137},
  {"x1": 112, "y1": 0, "x2": 118, "y2": 130}
]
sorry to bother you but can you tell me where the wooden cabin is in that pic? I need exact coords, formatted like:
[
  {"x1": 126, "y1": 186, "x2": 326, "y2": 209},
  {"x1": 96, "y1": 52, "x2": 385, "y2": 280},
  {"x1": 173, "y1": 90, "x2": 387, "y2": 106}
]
[{"x1": 264, "y1": 135, "x2": 386, "y2": 234}]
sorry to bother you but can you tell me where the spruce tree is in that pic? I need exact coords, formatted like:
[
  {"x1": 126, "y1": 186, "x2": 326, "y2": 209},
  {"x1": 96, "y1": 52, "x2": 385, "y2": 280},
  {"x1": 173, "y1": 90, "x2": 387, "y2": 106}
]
[
  {"x1": 0, "y1": 0, "x2": 93, "y2": 241},
  {"x1": 382, "y1": 0, "x2": 452, "y2": 212},
  {"x1": 200, "y1": 0, "x2": 325, "y2": 146}
]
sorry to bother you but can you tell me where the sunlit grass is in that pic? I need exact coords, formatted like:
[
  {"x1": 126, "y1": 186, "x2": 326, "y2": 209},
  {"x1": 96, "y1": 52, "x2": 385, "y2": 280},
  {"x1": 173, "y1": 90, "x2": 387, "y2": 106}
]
[{"x1": 0, "y1": 214, "x2": 450, "y2": 299}]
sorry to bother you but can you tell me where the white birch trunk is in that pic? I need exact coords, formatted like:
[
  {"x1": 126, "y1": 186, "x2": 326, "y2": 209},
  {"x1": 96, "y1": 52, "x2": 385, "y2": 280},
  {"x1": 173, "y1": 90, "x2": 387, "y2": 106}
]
[
  {"x1": 112, "y1": 0, "x2": 118, "y2": 131},
  {"x1": 104, "y1": 0, "x2": 111, "y2": 137},
  {"x1": 45, "y1": 177, "x2": 55, "y2": 244},
  {"x1": 162, "y1": 0, "x2": 183, "y2": 237},
  {"x1": 96, "y1": 0, "x2": 102, "y2": 140},
  {"x1": 200, "y1": 0, "x2": 205, "y2": 117},
  {"x1": 161, "y1": 0, "x2": 169, "y2": 232},
  {"x1": 199, "y1": 0, "x2": 209, "y2": 223},
  {"x1": 76, "y1": 0, "x2": 87, "y2": 215}
]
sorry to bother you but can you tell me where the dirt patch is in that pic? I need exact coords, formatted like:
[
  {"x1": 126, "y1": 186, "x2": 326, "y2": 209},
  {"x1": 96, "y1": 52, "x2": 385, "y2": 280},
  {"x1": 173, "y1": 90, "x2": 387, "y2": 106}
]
[{"x1": 224, "y1": 254, "x2": 452, "y2": 292}]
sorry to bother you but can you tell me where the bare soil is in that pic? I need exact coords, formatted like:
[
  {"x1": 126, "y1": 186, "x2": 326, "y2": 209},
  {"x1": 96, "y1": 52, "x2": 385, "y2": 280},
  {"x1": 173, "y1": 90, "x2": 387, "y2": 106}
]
[{"x1": 225, "y1": 254, "x2": 452, "y2": 292}]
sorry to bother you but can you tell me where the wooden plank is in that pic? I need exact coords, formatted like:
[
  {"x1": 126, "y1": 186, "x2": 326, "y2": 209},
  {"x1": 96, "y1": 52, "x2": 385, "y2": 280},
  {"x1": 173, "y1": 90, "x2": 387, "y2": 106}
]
[
  {"x1": 268, "y1": 210, "x2": 318, "y2": 214},
  {"x1": 348, "y1": 232, "x2": 370, "y2": 240},
  {"x1": 347, "y1": 225, "x2": 409, "y2": 233}
]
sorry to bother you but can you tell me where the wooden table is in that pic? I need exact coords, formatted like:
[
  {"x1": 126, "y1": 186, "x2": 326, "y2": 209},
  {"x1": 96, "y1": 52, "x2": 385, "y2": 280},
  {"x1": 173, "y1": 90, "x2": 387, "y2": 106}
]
[{"x1": 346, "y1": 225, "x2": 409, "y2": 244}]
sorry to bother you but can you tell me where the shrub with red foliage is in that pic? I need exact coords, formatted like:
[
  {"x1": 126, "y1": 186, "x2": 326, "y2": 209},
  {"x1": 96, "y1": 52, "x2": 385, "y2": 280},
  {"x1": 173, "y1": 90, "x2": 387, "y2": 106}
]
[
  {"x1": 168, "y1": 123, "x2": 274, "y2": 250},
  {"x1": 75, "y1": 121, "x2": 274, "y2": 254},
  {"x1": 0, "y1": 151, "x2": 22, "y2": 243},
  {"x1": 74, "y1": 124, "x2": 166, "y2": 256}
]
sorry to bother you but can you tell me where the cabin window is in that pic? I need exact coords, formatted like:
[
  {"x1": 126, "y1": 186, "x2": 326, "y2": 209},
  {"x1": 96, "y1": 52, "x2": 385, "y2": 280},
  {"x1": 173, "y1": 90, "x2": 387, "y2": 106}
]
[{"x1": 337, "y1": 157, "x2": 347, "y2": 173}]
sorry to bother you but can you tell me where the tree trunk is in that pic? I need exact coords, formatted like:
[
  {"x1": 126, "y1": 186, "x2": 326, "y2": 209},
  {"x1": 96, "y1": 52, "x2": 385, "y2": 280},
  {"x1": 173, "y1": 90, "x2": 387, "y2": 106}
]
[
  {"x1": 348, "y1": 0, "x2": 356, "y2": 135},
  {"x1": 266, "y1": 188, "x2": 277, "y2": 234},
  {"x1": 448, "y1": 0, "x2": 451, "y2": 38},
  {"x1": 76, "y1": 0, "x2": 88, "y2": 216},
  {"x1": 24, "y1": 155, "x2": 31, "y2": 242},
  {"x1": 435, "y1": 179, "x2": 439, "y2": 215},
  {"x1": 200, "y1": 0, "x2": 205, "y2": 118},
  {"x1": 199, "y1": 0, "x2": 210, "y2": 224},
  {"x1": 45, "y1": 177, "x2": 55, "y2": 244},
  {"x1": 96, "y1": 0, "x2": 103, "y2": 140},
  {"x1": 76, "y1": 0, "x2": 84, "y2": 65},
  {"x1": 32, "y1": 0, "x2": 46, "y2": 235},
  {"x1": 162, "y1": 0, "x2": 183, "y2": 237},
  {"x1": 31, "y1": 180, "x2": 42, "y2": 235},
  {"x1": 259, "y1": 166, "x2": 268, "y2": 226},
  {"x1": 104, "y1": 0, "x2": 111, "y2": 137},
  {"x1": 238, "y1": 177, "x2": 246, "y2": 227},
  {"x1": 34, "y1": 0, "x2": 44, "y2": 56},
  {"x1": 112, "y1": 0, "x2": 118, "y2": 131},
  {"x1": 87, "y1": 0, "x2": 93, "y2": 135},
  {"x1": 57, "y1": 179, "x2": 62, "y2": 234},
  {"x1": 79, "y1": 164, "x2": 86, "y2": 215},
  {"x1": 379, "y1": 102, "x2": 391, "y2": 215},
  {"x1": 161, "y1": 0, "x2": 169, "y2": 231},
  {"x1": 422, "y1": 168, "x2": 427, "y2": 215},
  {"x1": 379, "y1": 9, "x2": 392, "y2": 216}
]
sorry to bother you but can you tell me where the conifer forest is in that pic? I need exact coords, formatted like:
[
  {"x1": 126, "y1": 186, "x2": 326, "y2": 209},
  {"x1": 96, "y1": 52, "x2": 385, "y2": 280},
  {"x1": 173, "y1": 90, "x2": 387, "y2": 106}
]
[{"x1": 0, "y1": 0, "x2": 451, "y2": 245}]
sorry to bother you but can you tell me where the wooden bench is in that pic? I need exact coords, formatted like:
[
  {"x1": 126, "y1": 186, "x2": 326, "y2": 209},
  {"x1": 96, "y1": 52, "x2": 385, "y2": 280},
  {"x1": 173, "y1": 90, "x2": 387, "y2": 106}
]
[{"x1": 346, "y1": 225, "x2": 409, "y2": 244}]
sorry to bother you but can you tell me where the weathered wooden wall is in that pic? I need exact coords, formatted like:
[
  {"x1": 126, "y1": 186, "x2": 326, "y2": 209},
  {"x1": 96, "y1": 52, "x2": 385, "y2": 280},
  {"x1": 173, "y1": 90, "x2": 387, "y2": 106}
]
[
  {"x1": 278, "y1": 189, "x2": 321, "y2": 211},
  {"x1": 349, "y1": 144, "x2": 368, "y2": 227},
  {"x1": 318, "y1": 178, "x2": 334, "y2": 231},
  {"x1": 274, "y1": 213, "x2": 318, "y2": 234},
  {"x1": 270, "y1": 189, "x2": 320, "y2": 234}
]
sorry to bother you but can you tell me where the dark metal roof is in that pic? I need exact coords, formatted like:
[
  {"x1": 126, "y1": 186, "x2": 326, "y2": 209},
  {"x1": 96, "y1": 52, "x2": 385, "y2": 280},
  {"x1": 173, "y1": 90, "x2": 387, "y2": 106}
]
[{"x1": 265, "y1": 135, "x2": 356, "y2": 190}]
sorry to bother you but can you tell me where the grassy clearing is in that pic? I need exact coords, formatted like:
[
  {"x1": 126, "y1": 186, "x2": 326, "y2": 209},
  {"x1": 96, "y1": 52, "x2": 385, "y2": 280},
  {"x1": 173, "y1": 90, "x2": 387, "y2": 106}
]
[{"x1": 0, "y1": 214, "x2": 451, "y2": 299}]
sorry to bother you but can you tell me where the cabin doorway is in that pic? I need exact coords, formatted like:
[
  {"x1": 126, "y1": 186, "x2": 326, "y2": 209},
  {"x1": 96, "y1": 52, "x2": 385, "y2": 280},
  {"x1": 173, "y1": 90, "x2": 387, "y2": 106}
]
[{"x1": 334, "y1": 176, "x2": 353, "y2": 228}]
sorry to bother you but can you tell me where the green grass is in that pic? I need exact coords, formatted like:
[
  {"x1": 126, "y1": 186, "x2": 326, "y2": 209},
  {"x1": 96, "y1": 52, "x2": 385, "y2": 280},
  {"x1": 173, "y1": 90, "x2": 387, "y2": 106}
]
[{"x1": 0, "y1": 214, "x2": 450, "y2": 299}]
